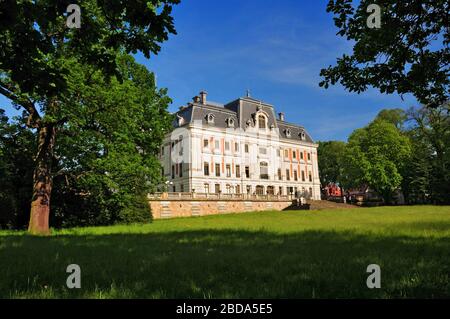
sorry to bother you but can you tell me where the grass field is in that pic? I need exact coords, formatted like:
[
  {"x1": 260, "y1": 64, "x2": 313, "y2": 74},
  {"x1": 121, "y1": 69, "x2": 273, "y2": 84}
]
[{"x1": 1, "y1": 205, "x2": 450, "y2": 298}]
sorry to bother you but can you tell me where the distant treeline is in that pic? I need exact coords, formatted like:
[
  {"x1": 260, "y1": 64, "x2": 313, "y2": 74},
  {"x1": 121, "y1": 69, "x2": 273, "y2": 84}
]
[{"x1": 318, "y1": 104, "x2": 450, "y2": 205}]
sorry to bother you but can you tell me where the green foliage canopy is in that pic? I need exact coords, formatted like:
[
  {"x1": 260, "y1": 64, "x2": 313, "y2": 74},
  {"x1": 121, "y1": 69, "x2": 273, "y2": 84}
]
[
  {"x1": 320, "y1": 0, "x2": 449, "y2": 108},
  {"x1": 342, "y1": 119, "x2": 412, "y2": 202},
  {"x1": 0, "y1": 55, "x2": 173, "y2": 229},
  {"x1": 317, "y1": 140, "x2": 347, "y2": 187}
]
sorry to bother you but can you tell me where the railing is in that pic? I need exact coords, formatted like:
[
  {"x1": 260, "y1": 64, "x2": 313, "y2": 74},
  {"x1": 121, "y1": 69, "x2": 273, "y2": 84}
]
[{"x1": 148, "y1": 192, "x2": 293, "y2": 201}]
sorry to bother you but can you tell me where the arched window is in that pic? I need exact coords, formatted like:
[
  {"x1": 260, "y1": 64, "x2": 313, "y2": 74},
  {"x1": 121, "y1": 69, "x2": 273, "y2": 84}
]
[
  {"x1": 260, "y1": 161, "x2": 269, "y2": 179},
  {"x1": 256, "y1": 185, "x2": 265, "y2": 195},
  {"x1": 258, "y1": 115, "x2": 266, "y2": 129}
]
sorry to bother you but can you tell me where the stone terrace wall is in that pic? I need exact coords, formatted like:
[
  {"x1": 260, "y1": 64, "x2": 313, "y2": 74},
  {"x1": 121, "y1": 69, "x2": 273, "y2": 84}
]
[{"x1": 149, "y1": 195, "x2": 293, "y2": 219}]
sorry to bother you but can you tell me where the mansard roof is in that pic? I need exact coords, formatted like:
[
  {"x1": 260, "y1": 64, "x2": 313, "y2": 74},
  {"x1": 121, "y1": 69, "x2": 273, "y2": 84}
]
[
  {"x1": 276, "y1": 120, "x2": 313, "y2": 143},
  {"x1": 172, "y1": 92, "x2": 315, "y2": 144}
]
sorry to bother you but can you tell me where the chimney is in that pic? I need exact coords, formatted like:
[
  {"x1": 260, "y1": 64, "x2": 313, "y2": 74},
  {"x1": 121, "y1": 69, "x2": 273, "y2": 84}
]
[
  {"x1": 199, "y1": 90, "x2": 207, "y2": 105},
  {"x1": 192, "y1": 96, "x2": 200, "y2": 103},
  {"x1": 279, "y1": 112, "x2": 285, "y2": 121}
]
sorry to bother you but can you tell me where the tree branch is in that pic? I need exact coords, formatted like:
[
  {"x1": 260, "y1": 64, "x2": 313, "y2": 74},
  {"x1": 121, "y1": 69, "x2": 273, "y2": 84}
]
[{"x1": 0, "y1": 80, "x2": 41, "y2": 128}]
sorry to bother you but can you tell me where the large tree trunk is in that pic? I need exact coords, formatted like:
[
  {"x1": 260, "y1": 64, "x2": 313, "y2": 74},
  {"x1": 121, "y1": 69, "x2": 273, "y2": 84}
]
[{"x1": 28, "y1": 124, "x2": 56, "y2": 235}]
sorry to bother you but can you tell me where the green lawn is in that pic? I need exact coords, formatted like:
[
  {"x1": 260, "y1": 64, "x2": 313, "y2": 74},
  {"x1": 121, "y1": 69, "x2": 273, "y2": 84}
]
[{"x1": 1, "y1": 205, "x2": 450, "y2": 298}]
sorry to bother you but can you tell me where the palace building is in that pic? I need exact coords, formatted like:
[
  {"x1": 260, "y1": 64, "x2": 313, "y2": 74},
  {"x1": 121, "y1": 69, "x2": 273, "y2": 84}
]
[{"x1": 159, "y1": 91, "x2": 321, "y2": 200}]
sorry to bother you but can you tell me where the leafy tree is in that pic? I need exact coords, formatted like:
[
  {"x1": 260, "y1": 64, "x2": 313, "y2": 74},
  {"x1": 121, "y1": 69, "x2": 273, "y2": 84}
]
[
  {"x1": 340, "y1": 144, "x2": 371, "y2": 190},
  {"x1": 317, "y1": 140, "x2": 347, "y2": 188},
  {"x1": 0, "y1": 55, "x2": 173, "y2": 229},
  {"x1": 0, "y1": 110, "x2": 36, "y2": 229},
  {"x1": 0, "y1": 0, "x2": 179, "y2": 234},
  {"x1": 406, "y1": 103, "x2": 450, "y2": 204},
  {"x1": 374, "y1": 108, "x2": 406, "y2": 130},
  {"x1": 400, "y1": 130, "x2": 432, "y2": 204},
  {"x1": 51, "y1": 54, "x2": 173, "y2": 227},
  {"x1": 320, "y1": 0, "x2": 449, "y2": 108},
  {"x1": 342, "y1": 119, "x2": 411, "y2": 203}
]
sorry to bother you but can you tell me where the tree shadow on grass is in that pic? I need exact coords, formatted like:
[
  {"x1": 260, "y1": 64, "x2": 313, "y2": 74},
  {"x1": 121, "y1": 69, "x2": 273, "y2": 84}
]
[{"x1": 1, "y1": 227, "x2": 449, "y2": 298}]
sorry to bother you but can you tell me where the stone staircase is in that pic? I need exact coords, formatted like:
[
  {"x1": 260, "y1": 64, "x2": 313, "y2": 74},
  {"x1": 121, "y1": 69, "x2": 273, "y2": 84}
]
[
  {"x1": 307, "y1": 200, "x2": 358, "y2": 210},
  {"x1": 283, "y1": 199, "x2": 358, "y2": 211}
]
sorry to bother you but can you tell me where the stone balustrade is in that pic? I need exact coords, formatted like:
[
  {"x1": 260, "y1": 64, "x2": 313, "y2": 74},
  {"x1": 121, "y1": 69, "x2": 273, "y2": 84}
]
[{"x1": 148, "y1": 192, "x2": 293, "y2": 201}]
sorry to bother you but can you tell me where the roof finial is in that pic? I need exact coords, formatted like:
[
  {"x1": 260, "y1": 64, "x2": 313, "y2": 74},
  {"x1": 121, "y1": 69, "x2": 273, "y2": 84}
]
[{"x1": 246, "y1": 89, "x2": 251, "y2": 98}]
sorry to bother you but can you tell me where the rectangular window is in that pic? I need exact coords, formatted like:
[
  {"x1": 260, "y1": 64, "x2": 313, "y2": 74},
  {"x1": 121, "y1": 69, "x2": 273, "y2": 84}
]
[
  {"x1": 246, "y1": 185, "x2": 251, "y2": 194},
  {"x1": 245, "y1": 166, "x2": 250, "y2": 178},
  {"x1": 300, "y1": 152, "x2": 304, "y2": 160},
  {"x1": 225, "y1": 141, "x2": 230, "y2": 151},
  {"x1": 204, "y1": 183, "x2": 210, "y2": 193},
  {"x1": 260, "y1": 162, "x2": 269, "y2": 179},
  {"x1": 215, "y1": 184, "x2": 220, "y2": 194},
  {"x1": 226, "y1": 164, "x2": 231, "y2": 177},
  {"x1": 277, "y1": 149, "x2": 281, "y2": 157},
  {"x1": 236, "y1": 185, "x2": 241, "y2": 194},
  {"x1": 278, "y1": 169, "x2": 282, "y2": 180},
  {"x1": 179, "y1": 163, "x2": 183, "y2": 178},
  {"x1": 259, "y1": 115, "x2": 266, "y2": 129},
  {"x1": 294, "y1": 170, "x2": 298, "y2": 181},
  {"x1": 236, "y1": 165, "x2": 241, "y2": 178},
  {"x1": 172, "y1": 165, "x2": 175, "y2": 179},
  {"x1": 235, "y1": 143, "x2": 239, "y2": 152},
  {"x1": 309, "y1": 172, "x2": 312, "y2": 182},
  {"x1": 286, "y1": 169, "x2": 290, "y2": 181},
  {"x1": 172, "y1": 185, "x2": 176, "y2": 192},
  {"x1": 308, "y1": 153, "x2": 311, "y2": 161},
  {"x1": 245, "y1": 144, "x2": 249, "y2": 153},
  {"x1": 278, "y1": 186, "x2": 283, "y2": 195},
  {"x1": 204, "y1": 162, "x2": 209, "y2": 176},
  {"x1": 302, "y1": 171, "x2": 305, "y2": 182},
  {"x1": 284, "y1": 149, "x2": 289, "y2": 158},
  {"x1": 215, "y1": 140, "x2": 220, "y2": 149},
  {"x1": 293, "y1": 151, "x2": 296, "y2": 159},
  {"x1": 180, "y1": 184, "x2": 184, "y2": 192},
  {"x1": 215, "y1": 163, "x2": 221, "y2": 177},
  {"x1": 203, "y1": 139, "x2": 209, "y2": 148}
]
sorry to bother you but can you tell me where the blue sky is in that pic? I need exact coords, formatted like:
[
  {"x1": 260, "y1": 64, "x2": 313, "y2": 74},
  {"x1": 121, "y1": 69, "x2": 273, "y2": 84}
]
[{"x1": 1, "y1": 0, "x2": 418, "y2": 141}]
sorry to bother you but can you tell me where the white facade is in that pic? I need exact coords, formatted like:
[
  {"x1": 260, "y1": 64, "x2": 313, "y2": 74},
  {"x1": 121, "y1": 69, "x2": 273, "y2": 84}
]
[{"x1": 159, "y1": 92, "x2": 321, "y2": 200}]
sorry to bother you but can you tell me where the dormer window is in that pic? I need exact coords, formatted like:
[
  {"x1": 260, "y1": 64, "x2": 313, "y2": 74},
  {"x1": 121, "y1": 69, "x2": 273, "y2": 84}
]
[
  {"x1": 299, "y1": 131, "x2": 306, "y2": 140},
  {"x1": 258, "y1": 115, "x2": 266, "y2": 129},
  {"x1": 206, "y1": 113, "x2": 215, "y2": 124},
  {"x1": 226, "y1": 117, "x2": 235, "y2": 128},
  {"x1": 285, "y1": 129, "x2": 291, "y2": 137}
]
